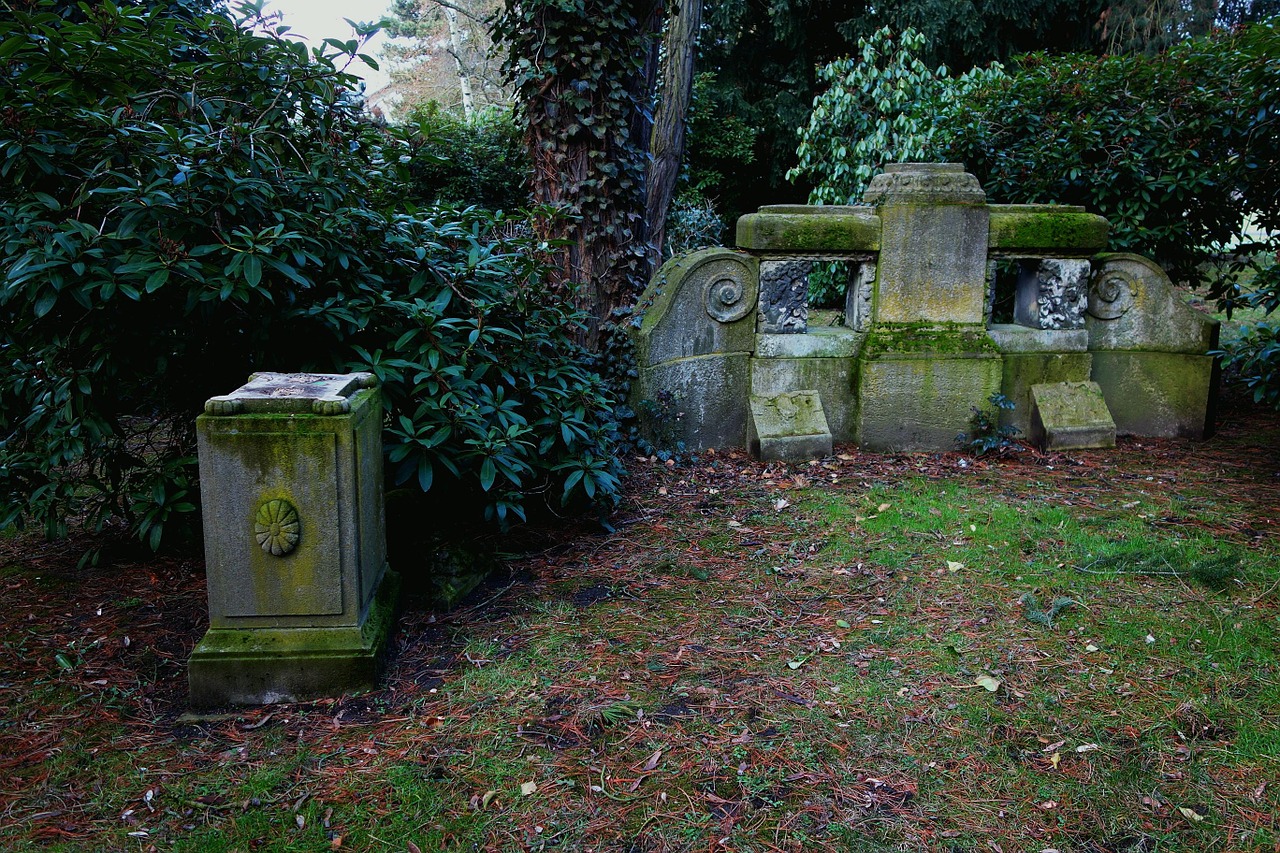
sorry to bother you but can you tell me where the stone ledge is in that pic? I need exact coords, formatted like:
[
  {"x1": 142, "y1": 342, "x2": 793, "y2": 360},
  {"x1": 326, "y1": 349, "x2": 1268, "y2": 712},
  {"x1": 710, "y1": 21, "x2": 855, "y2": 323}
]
[
  {"x1": 755, "y1": 328, "x2": 864, "y2": 359},
  {"x1": 987, "y1": 324, "x2": 1090, "y2": 353}
]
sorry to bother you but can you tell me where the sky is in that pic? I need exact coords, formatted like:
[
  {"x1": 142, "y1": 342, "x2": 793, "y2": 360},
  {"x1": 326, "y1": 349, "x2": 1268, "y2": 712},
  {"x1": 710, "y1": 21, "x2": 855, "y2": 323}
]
[{"x1": 262, "y1": 0, "x2": 396, "y2": 92}]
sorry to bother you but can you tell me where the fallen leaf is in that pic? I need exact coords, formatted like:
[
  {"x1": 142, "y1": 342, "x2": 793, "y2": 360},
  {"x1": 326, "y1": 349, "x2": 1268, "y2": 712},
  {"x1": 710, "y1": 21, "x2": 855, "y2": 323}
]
[
  {"x1": 1049, "y1": 751, "x2": 1061, "y2": 769},
  {"x1": 640, "y1": 750, "x2": 663, "y2": 772},
  {"x1": 407, "y1": 842, "x2": 422, "y2": 853},
  {"x1": 774, "y1": 498, "x2": 791, "y2": 511},
  {"x1": 1085, "y1": 643, "x2": 1100, "y2": 652},
  {"x1": 727, "y1": 520, "x2": 742, "y2": 528},
  {"x1": 481, "y1": 790, "x2": 497, "y2": 808},
  {"x1": 975, "y1": 675, "x2": 1001, "y2": 692},
  {"x1": 946, "y1": 561, "x2": 965, "y2": 573},
  {"x1": 1178, "y1": 805, "x2": 1206, "y2": 823},
  {"x1": 1075, "y1": 743, "x2": 1100, "y2": 753},
  {"x1": 520, "y1": 781, "x2": 537, "y2": 796},
  {"x1": 877, "y1": 502, "x2": 892, "y2": 512},
  {"x1": 787, "y1": 660, "x2": 803, "y2": 670},
  {"x1": 835, "y1": 619, "x2": 851, "y2": 629}
]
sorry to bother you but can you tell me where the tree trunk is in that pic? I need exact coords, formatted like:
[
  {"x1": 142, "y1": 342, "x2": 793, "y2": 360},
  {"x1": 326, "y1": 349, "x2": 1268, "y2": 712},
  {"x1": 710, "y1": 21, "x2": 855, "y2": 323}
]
[
  {"x1": 442, "y1": 3, "x2": 476, "y2": 118},
  {"x1": 645, "y1": 0, "x2": 702, "y2": 274}
]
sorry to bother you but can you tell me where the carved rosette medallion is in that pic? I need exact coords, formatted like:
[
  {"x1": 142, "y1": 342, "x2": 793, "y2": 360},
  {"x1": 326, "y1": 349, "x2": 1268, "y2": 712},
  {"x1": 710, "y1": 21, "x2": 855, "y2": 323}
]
[
  {"x1": 1088, "y1": 268, "x2": 1137, "y2": 320},
  {"x1": 705, "y1": 275, "x2": 752, "y2": 323},
  {"x1": 254, "y1": 498, "x2": 300, "y2": 557}
]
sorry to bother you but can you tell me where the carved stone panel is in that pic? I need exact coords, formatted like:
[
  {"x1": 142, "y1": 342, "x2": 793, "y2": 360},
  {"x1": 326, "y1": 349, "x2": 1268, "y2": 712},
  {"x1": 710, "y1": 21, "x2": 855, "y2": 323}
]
[
  {"x1": 758, "y1": 259, "x2": 810, "y2": 334},
  {"x1": 1014, "y1": 258, "x2": 1091, "y2": 330}
]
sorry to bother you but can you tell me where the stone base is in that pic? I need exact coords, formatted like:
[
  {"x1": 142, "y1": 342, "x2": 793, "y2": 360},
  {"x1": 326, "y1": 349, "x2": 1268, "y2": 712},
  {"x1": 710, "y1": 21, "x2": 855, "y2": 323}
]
[
  {"x1": 635, "y1": 354, "x2": 750, "y2": 452},
  {"x1": 854, "y1": 329, "x2": 1003, "y2": 451},
  {"x1": 1090, "y1": 351, "x2": 1218, "y2": 439},
  {"x1": 749, "y1": 391, "x2": 833, "y2": 462},
  {"x1": 188, "y1": 569, "x2": 400, "y2": 709},
  {"x1": 750, "y1": 357, "x2": 858, "y2": 443},
  {"x1": 1029, "y1": 382, "x2": 1116, "y2": 450}
]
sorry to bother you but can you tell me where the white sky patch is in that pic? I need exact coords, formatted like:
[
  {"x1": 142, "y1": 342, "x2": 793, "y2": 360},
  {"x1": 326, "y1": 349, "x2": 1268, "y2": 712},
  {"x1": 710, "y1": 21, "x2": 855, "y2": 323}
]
[{"x1": 260, "y1": 0, "x2": 395, "y2": 91}]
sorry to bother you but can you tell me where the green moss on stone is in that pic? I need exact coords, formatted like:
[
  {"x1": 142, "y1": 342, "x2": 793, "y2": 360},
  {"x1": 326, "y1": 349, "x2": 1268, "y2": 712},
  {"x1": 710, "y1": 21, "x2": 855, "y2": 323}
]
[
  {"x1": 988, "y1": 208, "x2": 1109, "y2": 253},
  {"x1": 863, "y1": 324, "x2": 1001, "y2": 357},
  {"x1": 735, "y1": 211, "x2": 880, "y2": 252}
]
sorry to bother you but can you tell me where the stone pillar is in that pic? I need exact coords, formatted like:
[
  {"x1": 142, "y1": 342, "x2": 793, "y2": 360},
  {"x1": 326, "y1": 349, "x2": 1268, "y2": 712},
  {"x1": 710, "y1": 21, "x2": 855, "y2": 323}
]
[
  {"x1": 188, "y1": 372, "x2": 399, "y2": 708},
  {"x1": 853, "y1": 164, "x2": 1002, "y2": 450}
]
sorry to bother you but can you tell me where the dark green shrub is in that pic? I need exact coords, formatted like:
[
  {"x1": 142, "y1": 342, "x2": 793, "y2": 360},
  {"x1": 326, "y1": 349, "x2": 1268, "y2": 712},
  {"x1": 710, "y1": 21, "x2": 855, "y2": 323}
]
[
  {"x1": 400, "y1": 104, "x2": 530, "y2": 210},
  {"x1": 1217, "y1": 321, "x2": 1280, "y2": 408},
  {"x1": 938, "y1": 25, "x2": 1279, "y2": 295},
  {"x1": 955, "y1": 393, "x2": 1021, "y2": 457},
  {"x1": 0, "y1": 0, "x2": 618, "y2": 549}
]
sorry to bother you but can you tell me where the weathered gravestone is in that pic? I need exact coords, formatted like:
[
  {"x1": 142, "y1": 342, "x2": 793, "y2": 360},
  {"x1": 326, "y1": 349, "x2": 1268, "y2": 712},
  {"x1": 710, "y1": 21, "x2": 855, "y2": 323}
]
[
  {"x1": 632, "y1": 163, "x2": 1219, "y2": 458},
  {"x1": 188, "y1": 372, "x2": 399, "y2": 708}
]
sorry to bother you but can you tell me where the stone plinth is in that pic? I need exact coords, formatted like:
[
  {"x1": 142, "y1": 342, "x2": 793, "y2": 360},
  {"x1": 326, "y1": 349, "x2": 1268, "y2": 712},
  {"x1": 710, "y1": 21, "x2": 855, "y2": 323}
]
[
  {"x1": 190, "y1": 372, "x2": 399, "y2": 708},
  {"x1": 1029, "y1": 381, "x2": 1116, "y2": 450}
]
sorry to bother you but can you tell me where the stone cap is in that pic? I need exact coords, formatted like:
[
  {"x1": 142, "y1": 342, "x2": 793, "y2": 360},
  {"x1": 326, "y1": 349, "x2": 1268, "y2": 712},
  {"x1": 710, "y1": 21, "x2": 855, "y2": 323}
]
[
  {"x1": 204, "y1": 372, "x2": 378, "y2": 416},
  {"x1": 861, "y1": 163, "x2": 986, "y2": 206},
  {"x1": 736, "y1": 207, "x2": 880, "y2": 252}
]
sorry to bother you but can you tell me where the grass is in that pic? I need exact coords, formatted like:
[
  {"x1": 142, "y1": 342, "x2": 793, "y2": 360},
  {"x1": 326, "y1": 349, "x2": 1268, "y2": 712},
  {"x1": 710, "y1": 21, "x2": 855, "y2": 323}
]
[{"x1": 0, "y1": 402, "x2": 1278, "y2": 852}]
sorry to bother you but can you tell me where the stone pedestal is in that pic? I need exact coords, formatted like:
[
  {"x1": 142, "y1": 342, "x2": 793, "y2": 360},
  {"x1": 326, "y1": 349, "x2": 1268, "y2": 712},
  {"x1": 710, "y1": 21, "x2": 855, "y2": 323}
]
[
  {"x1": 749, "y1": 391, "x2": 832, "y2": 462},
  {"x1": 189, "y1": 372, "x2": 399, "y2": 708},
  {"x1": 854, "y1": 164, "x2": 1002, "y2": 450}
]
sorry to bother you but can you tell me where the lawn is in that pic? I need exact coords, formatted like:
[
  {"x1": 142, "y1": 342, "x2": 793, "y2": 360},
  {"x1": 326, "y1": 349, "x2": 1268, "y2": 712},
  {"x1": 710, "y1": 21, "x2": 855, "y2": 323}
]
[{"x1": 1, "y1": 399, "x2": 1278, "y2": 852}]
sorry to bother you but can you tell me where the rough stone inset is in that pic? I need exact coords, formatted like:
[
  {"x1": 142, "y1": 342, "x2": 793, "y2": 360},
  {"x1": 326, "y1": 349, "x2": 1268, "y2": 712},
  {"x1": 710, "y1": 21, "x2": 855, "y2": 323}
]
[
  {"x1": 758, "y1": 260, "x2": 810, "y2": 333},
  {"x1": 1029, "y1": 381, "x2": 1116, "y2": 450},
  {"x1": 254, "y1": 498, "x2": 300, "y2": 557},
  {"x1": 1014, "y1": 258, "x2": 1091, "y2": 330},
  {"x1": 749, "y1": 391, "x2": 833, "y2": 461}
]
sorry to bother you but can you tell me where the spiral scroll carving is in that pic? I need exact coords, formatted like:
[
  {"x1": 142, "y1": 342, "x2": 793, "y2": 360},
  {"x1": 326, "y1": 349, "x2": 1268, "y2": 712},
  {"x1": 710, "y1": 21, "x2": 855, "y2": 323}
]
[
  {"x1": 1087, "y1": 268, "x2": 1136, "y2": 320},
  {"x1": 254, "y1": 498, "x2": 300, "y2": 557},
  {"x1": 705, "y1": 272, "x2": 753, "y2": 323}
]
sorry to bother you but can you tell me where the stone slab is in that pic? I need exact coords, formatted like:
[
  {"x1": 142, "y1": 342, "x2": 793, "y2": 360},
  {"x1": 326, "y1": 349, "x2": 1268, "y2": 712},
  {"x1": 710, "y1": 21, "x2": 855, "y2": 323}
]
[
  {"x1": 748, "y1": 391, "x2": 832, "y2": 461},
  {"x1": 987, "y1": 324, "x2": 1089, "y2": 353},
  {"x1": 188, "y1": 569, "x2": 400, "y2": 708},
  {"x1": 1086, "y1": 254, "x2": 1220, "y2": 353},
  {"x1": 205, "y1": 372, "x2": 376, "y2": 415},
  {"x1": 755, "y1": 327, "x2": 864, "y2": 359},
  {"x1": 988, "y1": 206, "x2": 1109, "y2": 255},
  {"x1": 999, "y1": 352, "x2": 1094, "y2": 435},
  {"x1": 736, "y1": 207, "x2": 880, "y2": 253},
  {"x1": 1029, "y1": 381, "x2": 1116, "y2": 450}
]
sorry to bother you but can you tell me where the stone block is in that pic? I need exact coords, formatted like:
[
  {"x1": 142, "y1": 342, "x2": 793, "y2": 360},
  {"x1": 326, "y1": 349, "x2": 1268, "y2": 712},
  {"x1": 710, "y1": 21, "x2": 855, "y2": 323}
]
[
  {"x1": 755, "y1": 327, "x2": 863, "y2": 359},
  {"x1": 988, "y1": 205, "x2": 1109, "y2": 255},
  {"x1": 863, "y1": 164, "x2": 989, "y2": 325},
  {"x1": 750, "y1": 353, "x2": 858, "y2": 443},
  {"x1": 1090, "y1": 351, "x2": 1218, "y2": 438},
  {"x1": 736, "y1": 206, "x2": 880, "y2": 252},
  {"x1": 758, "y1": 259, "x2": 810, "y2": 333},
  {"x1": 1085, "y1": 254, "x2": 1220, "y2": 353},
  {"x1": 635, "y1": 353, "x2": 751, "y2": 451},
  {"x1": 749, "y1": 391, "x2": 833, "y2": 462},
  {"x1": 854, "y1": 331, "x2": 1004, "y2": 451},
  {"x1": 1029, "y1": 381, "x2": 1116, "y2": 450},
  {"x1": 190, "y1": 372, "x2": 397, "y2": 708}
]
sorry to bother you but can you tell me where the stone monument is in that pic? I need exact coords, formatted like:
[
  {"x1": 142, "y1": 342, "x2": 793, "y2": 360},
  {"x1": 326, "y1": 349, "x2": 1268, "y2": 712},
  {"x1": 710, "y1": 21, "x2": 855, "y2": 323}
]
[
  {"x1": 632, "y1": 163, "x2": 1219, "y2": 459},
  {"x1": 188, "y1": 372, "x2": 399, "y2": 708}
]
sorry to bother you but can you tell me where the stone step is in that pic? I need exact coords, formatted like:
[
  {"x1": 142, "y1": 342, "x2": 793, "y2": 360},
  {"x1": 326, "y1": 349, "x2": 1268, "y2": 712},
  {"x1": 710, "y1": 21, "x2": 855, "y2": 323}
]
[
  {"x1": 748, "y1": 390, "x2": 833, "y2": 462},
  {"x1": 1029, "y1": 381, "x2": 1116, "y2": 450}
]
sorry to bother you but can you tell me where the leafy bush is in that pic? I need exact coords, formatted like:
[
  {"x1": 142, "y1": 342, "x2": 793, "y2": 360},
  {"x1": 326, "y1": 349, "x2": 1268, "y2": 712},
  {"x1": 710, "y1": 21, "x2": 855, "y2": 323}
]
[
  {"x1": 662, "y1": 192, "x2": 725, "y2": 259},
  {"x1": 0, "y1": 0, "x2": 619, "y2": 549},
  {"x1": 400, "y1": 103, "x2": 530, "y2": 210},
  {"x1": 791, "y1": 22, "x2": 1279, "y2": 300},
  {"x1": 939, "y1": 26, "x2": 1279, "y2": 295},
  {"x1": 1217, "y1": 321, "x2": 1280, "y2": 408}
]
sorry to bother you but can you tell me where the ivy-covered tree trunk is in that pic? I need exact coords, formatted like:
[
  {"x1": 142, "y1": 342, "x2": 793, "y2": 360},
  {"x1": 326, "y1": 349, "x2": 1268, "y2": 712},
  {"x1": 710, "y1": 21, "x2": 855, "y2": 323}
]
[{"x1": 497, "y1": 0, "x2": 664, "y2": 348}]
